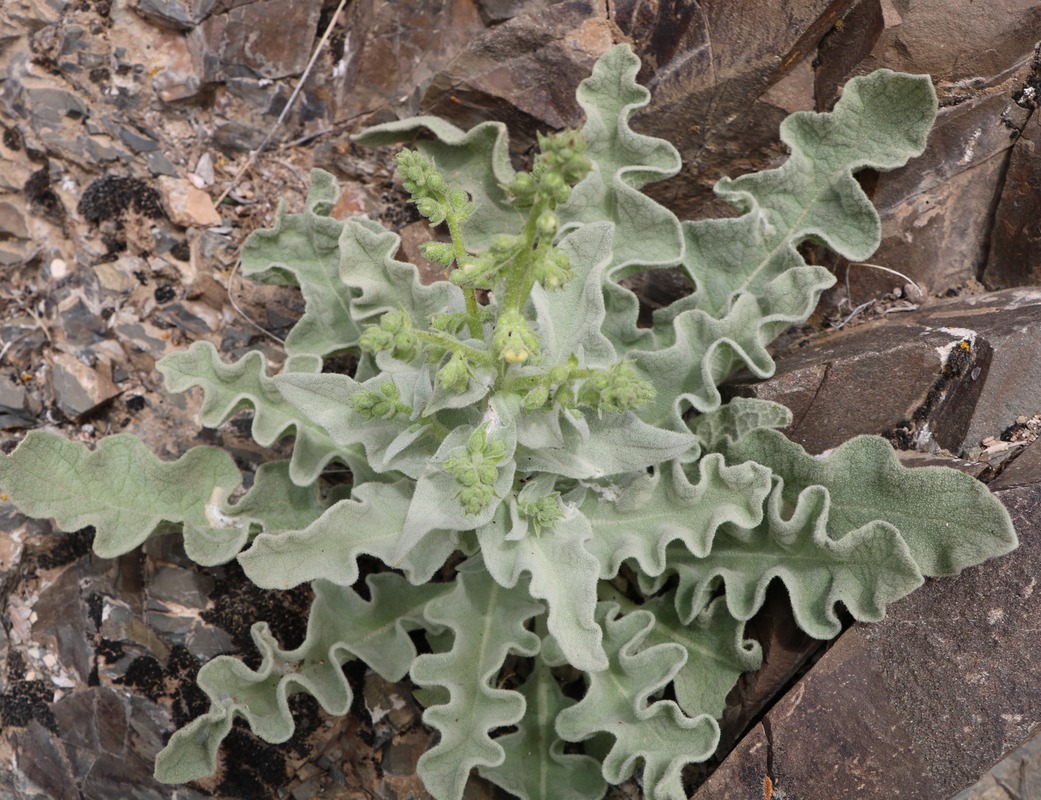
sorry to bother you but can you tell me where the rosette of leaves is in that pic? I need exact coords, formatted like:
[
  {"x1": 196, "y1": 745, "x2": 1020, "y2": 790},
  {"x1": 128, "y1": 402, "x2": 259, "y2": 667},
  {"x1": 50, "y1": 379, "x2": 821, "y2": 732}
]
[{"x1": 0, "y1": 45, "x2": 1016, "y2": 800}]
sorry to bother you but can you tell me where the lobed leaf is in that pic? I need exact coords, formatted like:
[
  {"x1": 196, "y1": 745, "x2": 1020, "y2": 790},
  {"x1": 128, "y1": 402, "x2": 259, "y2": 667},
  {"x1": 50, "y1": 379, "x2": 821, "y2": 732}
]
[
  {"x1": 158, "y1": 342, "x2": 354, "y2": 485},
  {"x1": 338, "y1": 215, "x2": 466, "y2": 327},
  {"x1": 578, "y1": 456, "x2": 771, "y2": 579},
  {"x1": 273, "y1": 369, "x2": 440, "y2": 480},
  {"x1": 155, "y1": 574, "x2": 447, "y2": 784},
  {"x1": 239, "y1": 169, "x2": 362, "y2": 357},
  {"x1": 729, "y1": 429, "x2": 1018, "y2": 577},
  {"x1": 238, "y1": 479, "x2": 455, "y2": 589},
  {"x1": 477, "y1": 659, "x2": 605, "y2": 800},
  {"x1": 478, "y1": 506, "x2": 607, "y2": 672},
  {"x1": 553, "y1": 603, "x2": 719, "y2": 800},
  {"x1": 665, "y1": 471, "x2": 926, "y2": 639},
  {"x1": 639, "y1": 594, "x2": 762, "y2": 721},
  {"x1": 563, "y1": 43, "x2": 684, "y2": 278},
  {"x1": 0, "y1": 431, "x2": 241, "y2": 560},
  {"x1": 412, "y1": 559, "x2": 543, "y2": 800},
  {"x1": 684, "y1": 69, "x2": 937, "y2": 317}
]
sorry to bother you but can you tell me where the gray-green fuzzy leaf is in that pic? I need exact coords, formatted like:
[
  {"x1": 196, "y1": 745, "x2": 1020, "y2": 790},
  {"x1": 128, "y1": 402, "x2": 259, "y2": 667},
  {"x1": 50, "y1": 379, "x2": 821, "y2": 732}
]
[
  {"x1": 0, "y1": 431, "x2": 241, "y2": 560},
  {"x1": 478, "y1": 506, "x2": 606, "y2": 672},
  {"x1": 412, "y1": 560, "x2": 542, "y2": 800},
  {"x1": 553, "y1": 603, "x2": 719, "y2": 800},
  {"x1": 579, "y1": 456, "x2": 771, "y2": 579},
  {"x1": 239, "y1": 169, "x2": 362, "y2": 356},
  {"x1": 154, "y1": 574, "x2": 447, "y2": 784},
  {"x1": 158, "y1": 342, "x2": 353, "y2": 485},
  {"x1": 477, "y1": 659, "x2": 605, "y2": 800},
  {"x1": 729, "y1": 429, "x2": 1018, "y2": 577},
  {"x1": 685, "y1": 69, "x2": 937, "y2": 317},
  {"x1": 238, "y1": 480, "x2": 455, "y2": 589},
  {"x1": 667, "y1": 476, "x2": 926, "y2": 639},
  {"x1": 563, "y1": 43, "x2": 683, "y2": 278}
]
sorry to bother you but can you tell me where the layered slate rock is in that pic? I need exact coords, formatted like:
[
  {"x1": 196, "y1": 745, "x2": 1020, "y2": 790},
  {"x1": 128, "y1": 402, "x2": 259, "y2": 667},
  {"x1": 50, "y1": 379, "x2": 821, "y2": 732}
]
[
  {"x1": 730, "y1": 287, "x2": 1041, "y2": 457},
  {"x1": 694, "y1": 482, "x2": 1041, "y2": 800},
  {"x1": 983, "y1": 106, "x2": 1041, "y2": 290}
]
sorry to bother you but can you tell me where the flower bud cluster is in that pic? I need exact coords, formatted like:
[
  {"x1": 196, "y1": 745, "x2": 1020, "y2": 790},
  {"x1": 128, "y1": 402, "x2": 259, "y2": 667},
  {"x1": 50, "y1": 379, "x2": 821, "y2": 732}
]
[
  {"x1": 396, "y1": 149, "x2": 474, "y2": 228},
  {"x1": 442, "y1": 426, "x2": 508, "y2": 515},
  {"x1": 505, "y1": 129, "x2": 592, "y2": 208},
  {"x1": 359, "y1": 310, "x2": 420, "y2": 362},
  {"x1": 521, "y1": 356, "x2": 579, "y2": 411},
  {"x1": 531, "y1": 245, "x2": 573, "y2": 290},
  {"x1": 348, "y1": 381, "x2": 411, "y2": 420},
  {"x1": 577, "y1": 361, "x2": 656, "y2": 413},
  {"x1": 436, "y1": 352, "x2": 473, "y2": 393},
  {"x1": 493, "y1": 308, "x2": 540, "y2": 364},
  {"x1": 517, "y1": 492, "x2": 564, "y2": 536}
]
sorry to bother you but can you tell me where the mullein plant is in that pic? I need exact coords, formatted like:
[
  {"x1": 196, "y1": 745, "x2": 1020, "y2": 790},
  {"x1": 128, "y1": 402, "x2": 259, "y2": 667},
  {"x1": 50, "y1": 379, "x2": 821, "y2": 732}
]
[{"x1": 0, "y1": 45, "x2": 1016, "y2": 800}]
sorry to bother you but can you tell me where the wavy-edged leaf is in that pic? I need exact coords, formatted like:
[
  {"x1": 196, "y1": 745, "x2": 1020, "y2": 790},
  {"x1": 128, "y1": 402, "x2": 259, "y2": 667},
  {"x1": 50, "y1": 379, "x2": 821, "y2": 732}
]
[
  {"x1": 412, "y1": 559, "x2": 542, "y2": 800},
  {"x1": 154, "y1": 574, "x2": 447, "y2": 784},
  {"x1": 0, "y1": 431, "x2": 241, "y2": 559},
  {"x1": 632, "y1": 264, "x2": 835, "y2": 423},
  {"x1": 477, "y1": 659, "x2": 605, "y2": 800},
  {"x1": 516, "y1": 410, "x2": 696, "y2": 481},
  {"x1": 729, "y1": 429, "x2": 1018, "y2": 577},
  {"x1": 685, "y1": 69, "x2": 937, "y2": 317},
  {"x1": 239, "y1": 169, "x2": 361, "y2": 356},
  {"x1": 579, "y1": 456, "x2": 771, "y2": 579},
  {"x1": 529, "y1": 222, "x2": 617, "y2": 368},
  {"x1": 273, "y1": 369, "x2": 440, "y2": 480},
  {"x1": 224, "y1": 460, "x2": 336, "y2": 534},
  {"x1": 238, "y1": 480, "x2": 455, "y2": 589},
  {"x1": 158, "y1": 342, "x2": 354, "y2": 485},
  {"x1": 689, "y1": 397, "x2": 793, "y2": 453},
  {"x1": 478, "y1": 506, "x2": 606, "y2": 672},
  {"x1": 563, "y1": 43, "x2": 683, "y2": 278},
  {"x1": 553, "y1": 603, "x2": 719, "y2": 800},
  {"x1": 353, "y1": 116, "x2": 521, "y2": 249},
  {"x1": 339, "y1": 215, "x2": 466, "y2": 326},
  {"x1": 667, "y1": 471, "x2": 925, "y2": 639},
  {"x1": 637, "y1": 593, "x2": 761, "y2": 720}
]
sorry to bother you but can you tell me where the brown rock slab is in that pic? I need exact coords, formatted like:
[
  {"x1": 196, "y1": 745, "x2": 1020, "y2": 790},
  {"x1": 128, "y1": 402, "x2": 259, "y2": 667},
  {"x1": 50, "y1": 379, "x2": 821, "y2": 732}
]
[
  {"x1": 49, "y1": 352, "x2": 121, "y2": 419},
  {"x1": 983, "y1": 108, "x2": 1041, "y2": 289},
  {"x1": 332, "y1": 0, "x2": 486, "y2": 122},
  {"x1": 694, "y1": 483, "x2": 1041, "y2": 800},
  {"x1": 420, "y1": 0, "x2": 614, "y2": 149},
  {"x1": 950, "y1": 726, "x2": 1041, "y2": 800},
  {"x1": 188, "y1": 0, "x2": 322, "y2": 82},
  {"x1": 727, "y1": 319, "x2": 988, "y2": 456},
  {"x1": 870, "y1": 88, "x2": 1028, "y2": 293},
  {"x1": 734, "y1": 287, "x2": 1041, "y2": 457}
]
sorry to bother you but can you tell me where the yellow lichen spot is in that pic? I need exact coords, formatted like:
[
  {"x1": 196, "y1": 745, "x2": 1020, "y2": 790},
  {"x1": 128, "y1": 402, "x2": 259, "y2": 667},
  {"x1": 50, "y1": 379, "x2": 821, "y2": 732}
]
[
  {"x1": 959, "y1": 340, "x2": 972, "y2": 351},
  {"x1": 834, "y1": 18, "x2": 845, "y2": 31}
]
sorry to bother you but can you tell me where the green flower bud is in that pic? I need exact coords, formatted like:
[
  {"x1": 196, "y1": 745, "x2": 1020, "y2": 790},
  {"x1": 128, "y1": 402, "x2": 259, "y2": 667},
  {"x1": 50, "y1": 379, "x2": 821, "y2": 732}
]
[
  {"x1": 537, "y1": 210, "x2": 558, "y2": 237},
  {"x1": 548, "y1": 364, "x2": 570, "y2": 384},
  {"x1": 522, "y1": 384, "x2": 550, "y2": 411},
  {"x1": 420, "y1": 241, "x2": 457, "y2": 268},
  {"x1": 493, "y1": 309, "x2": 540, "y2": 365},
  {"x1": 437, "y1": 352, "x2": 472, "y2": 393}
]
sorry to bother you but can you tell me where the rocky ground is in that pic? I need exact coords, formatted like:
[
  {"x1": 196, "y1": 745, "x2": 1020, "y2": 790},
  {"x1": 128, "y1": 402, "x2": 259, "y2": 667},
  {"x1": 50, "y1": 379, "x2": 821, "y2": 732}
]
[{"x1": 2, "y1": 1, "x2": 1041, "y2": 798}]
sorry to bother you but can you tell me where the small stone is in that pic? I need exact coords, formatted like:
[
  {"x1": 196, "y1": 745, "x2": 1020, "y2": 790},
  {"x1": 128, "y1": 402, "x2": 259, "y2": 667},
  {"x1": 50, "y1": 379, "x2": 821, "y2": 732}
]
[
  {"x1": 150, "y1": 30, "x2": 202, "y2": 102},
  {"x1": 157, "y1": 176, "x2": 222, "y2": 227},
  {"x1": 191, "y1": 152, "x2": 215, "y2": 187},
  {"x1": 49, "y1": 352, "x2": 121, "y2": 419},
  {"x1": 49, "y1": 258, "x2": 69, "y2": 280}
]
